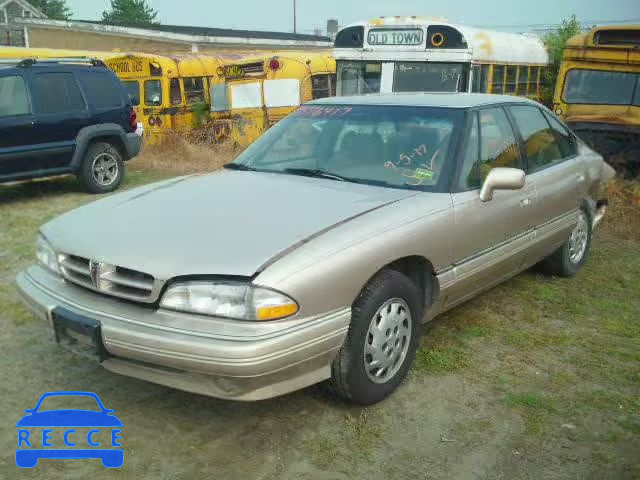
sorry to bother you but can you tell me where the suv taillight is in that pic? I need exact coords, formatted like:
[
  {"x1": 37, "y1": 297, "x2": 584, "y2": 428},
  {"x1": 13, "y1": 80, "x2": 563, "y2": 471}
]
[{"x1": 128, "y1": 110, "x2": 137, "y2": 133}]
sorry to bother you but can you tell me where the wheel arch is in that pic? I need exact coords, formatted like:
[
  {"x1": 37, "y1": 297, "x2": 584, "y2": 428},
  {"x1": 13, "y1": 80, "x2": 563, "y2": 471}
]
[{"x1": 71, "y1": 124, "x2": 128, "y2": 169}]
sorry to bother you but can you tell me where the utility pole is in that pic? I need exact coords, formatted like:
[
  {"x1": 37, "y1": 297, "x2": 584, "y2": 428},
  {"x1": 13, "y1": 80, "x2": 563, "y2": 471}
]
[{"x1": 293, "y1": 0, "x2": 297, "y2": 34}]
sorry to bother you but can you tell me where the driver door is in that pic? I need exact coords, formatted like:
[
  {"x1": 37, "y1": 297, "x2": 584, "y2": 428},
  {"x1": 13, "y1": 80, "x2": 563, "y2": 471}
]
[{"x1": 446, "y1": 107, "x2": 536, "y2": 307}]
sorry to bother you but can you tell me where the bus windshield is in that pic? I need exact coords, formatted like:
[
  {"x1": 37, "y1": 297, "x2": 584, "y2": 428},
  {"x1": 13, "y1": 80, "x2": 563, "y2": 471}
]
[
  {"x1": 338, "y1": 61, "x2": 382, "y2": 95},
  {"x1": 563, "y1": 69, "x2": 640, "y2": 106},
  {"x1": 393, "y1": 62, "x2": 467, "y2": 92}
]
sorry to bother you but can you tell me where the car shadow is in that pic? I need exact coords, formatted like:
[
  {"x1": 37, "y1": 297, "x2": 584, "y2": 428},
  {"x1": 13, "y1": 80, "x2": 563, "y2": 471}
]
[{"x1": 0, "y1": 176, "x2": 85, "y2": 206}]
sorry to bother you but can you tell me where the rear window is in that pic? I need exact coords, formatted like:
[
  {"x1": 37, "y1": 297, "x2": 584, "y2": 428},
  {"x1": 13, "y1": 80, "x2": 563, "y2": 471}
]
[
  {"x1": 32, "y1": 72, "x2": 85, "y2": 114},
  {"x1": 80, "y1": 71, "x2": 124, "y2": 109},
  {"x1": 122, "y1": 80, "x2": 140, "y2": 106}
]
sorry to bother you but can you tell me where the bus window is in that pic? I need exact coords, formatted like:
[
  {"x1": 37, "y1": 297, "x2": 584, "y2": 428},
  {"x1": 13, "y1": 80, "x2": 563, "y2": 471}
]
[
  {"x1": 529, "y1": 66, "x2": 540, "y2": 95},
  {"x1": 311, "y1": 74, "x2": 335, "y2": 99},
  {"x1": 337, "y1": 61, "x2": 381, "y2": 95},
  {"x1": 505, "y1": 65, "x2": 517, "y2": 94},
  {"x1": 211, "y1": 83, "x2": 229, "y2": 112},
  {"x1": 394, "y1": 62, "x2": 466, "y2": 92},
  {"x1": 563, "y1": 69, "x2": 638, "y2": 105},
  {"x1": 517, "y1": 66, "x2": 529, "y2": 95},
  {"x1": 144, "y1": 80, "x2": 162, "y2": 106},
  {"x1": 492, "y1": 65, "x2": 504, "y2": 94},
  {"x1": 472, "y1": 65, "x2": 489, "y2": 93},
  {"x1": 122, "y1": 80, "x2": 140, "y2": 106},
  {"x1": 170, "y1": 78, "x2": 183, "y2": 106},
  {"x1": 184, "y1": 77, "x2": 205, "y2": 104}
]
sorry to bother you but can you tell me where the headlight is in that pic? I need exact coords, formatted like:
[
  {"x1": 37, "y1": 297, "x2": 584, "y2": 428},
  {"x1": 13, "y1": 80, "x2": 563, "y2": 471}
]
[
  {"x1": 160, "y1": 281, "x2": 299, "y2": 321},
  {"x1": 36, "y1": 234, "x2": 60, "y2": 274}
]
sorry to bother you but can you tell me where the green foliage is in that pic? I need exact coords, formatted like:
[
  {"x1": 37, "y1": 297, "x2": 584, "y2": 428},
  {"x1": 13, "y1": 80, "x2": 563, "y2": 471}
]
[
  {"x1": 191, "y1": 102, "x2": 209, "y2": 128},
  {"x1": 102, "y1": 0, "x2": 159, "y2": 26},
  {"x1": 27, "y1": 0, "x2": 71, "y2": 20},
  {"x1": 541, "y1": 14, "x2": 582, "y2": 105}
]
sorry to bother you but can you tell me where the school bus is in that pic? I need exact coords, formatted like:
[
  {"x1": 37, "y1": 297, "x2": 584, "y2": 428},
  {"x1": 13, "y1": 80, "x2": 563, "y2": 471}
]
[
  {"x1": 105, "y1": 53, "x2": 243, "y2": 143},
  {"x1": 553, "y1": 25, "x2": 640, "y2": 176},
  {"x1": 333, "y1": 17, "x2": 551, "y2": 100},
  {"x1": 211, "y1": 51, "x2": 336, "y2": 145}
]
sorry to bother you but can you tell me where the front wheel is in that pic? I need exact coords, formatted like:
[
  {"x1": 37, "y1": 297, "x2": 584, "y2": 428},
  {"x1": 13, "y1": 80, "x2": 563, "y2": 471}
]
[
  {"x1": 544, "y1": 205, "x2": 592, "y2": 277},
  {"x1": 78, "y1": 142, "x2": 124, "y2": 194},
  {"x1": 328, "y1": 269, "x2": 423, "y2": 405}
]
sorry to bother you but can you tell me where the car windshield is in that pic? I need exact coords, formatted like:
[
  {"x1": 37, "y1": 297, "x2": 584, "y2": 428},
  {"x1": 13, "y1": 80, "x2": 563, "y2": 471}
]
[{"x1": 230, "y1": 104, "x2": 463, "y2": 192}]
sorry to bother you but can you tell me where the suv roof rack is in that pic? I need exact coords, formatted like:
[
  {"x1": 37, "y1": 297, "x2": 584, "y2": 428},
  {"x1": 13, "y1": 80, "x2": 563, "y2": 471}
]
[{"x1": 0, "y1": 57, "x2": 107, "y2": 68}]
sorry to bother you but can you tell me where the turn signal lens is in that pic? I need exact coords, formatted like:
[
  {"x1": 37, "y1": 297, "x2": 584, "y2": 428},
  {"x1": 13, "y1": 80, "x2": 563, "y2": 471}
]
[{"x1": 257, "y1": 303, "x2": 298, "y2": 320}]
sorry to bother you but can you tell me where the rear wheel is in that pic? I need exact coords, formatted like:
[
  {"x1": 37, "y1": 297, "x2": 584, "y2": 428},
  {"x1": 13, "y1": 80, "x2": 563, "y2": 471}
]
[
  {"x1": 544, "y1": 205, "x2": 592, "y2": 277},
  {"x1": 78, "y1": 142, "x2": 124, "y2": 194},
  {"x1": 328, "y1": 269, "x2": 423, "y2": 405}
]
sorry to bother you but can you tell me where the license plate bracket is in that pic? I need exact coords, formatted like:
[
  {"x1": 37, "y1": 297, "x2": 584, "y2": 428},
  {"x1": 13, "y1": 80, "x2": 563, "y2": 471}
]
[{"x1": 52, "y1": 307, "x2": 109, "y2": 363}]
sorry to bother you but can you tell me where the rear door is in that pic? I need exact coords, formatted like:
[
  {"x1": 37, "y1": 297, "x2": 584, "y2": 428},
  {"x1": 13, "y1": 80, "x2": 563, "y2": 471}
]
[
  {"x1": 30, "y1": 70, "x2": 91, "y2": 171},
  {"x1": 507, "y1": 105, "x2": 583, "y2": 259},
  {"x1": 447, "y1": 107, "x2": 536, "y2": 307},
  {"x1": 0, "y1": 72, "x2": 37, "y2": 180}
]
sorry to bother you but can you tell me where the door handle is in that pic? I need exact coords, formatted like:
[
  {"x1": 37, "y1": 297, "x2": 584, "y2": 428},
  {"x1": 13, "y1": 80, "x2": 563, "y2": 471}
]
[{"x1": 520, "y1": 198, "x2": 531, "y2": 207}]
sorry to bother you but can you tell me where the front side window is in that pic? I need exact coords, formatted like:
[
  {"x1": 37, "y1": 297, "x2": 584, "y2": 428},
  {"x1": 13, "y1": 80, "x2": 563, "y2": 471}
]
[
  {"x1": 459, "y1": 111, "x2": 481, "y2": 190},
  {"x1": 232, "y1": 105, "x2": 464, "y2": 192},
  {"x1": 337, "y1": 61, "x2": 381, "y2": 96},
  {"x1": 393, "y1": 62, "x2": 467, "y2": 92},
  {"x1": 144, "y1": 80, "x2": 162, "y2": 106},
  {"x1": 32, "y1": 72, "x2": 85, "y2": 114},
  {"x1": 509, "y1": 105, "x2": 563, "y2": 171},
  {"x1": 122, "y1": 80, "x2": 140, "y2": 106},
  {"x1": 478, "y1": 107, "x2": 521, "y2": 178},
  {"x1": 170, "y1": 78, "x2": 182, "y2": 106},
  {"x1": 563, "y1": 69, "x2": 639, "y2": 105},
  {"x1": 0, "y1": 75, "x2": 30, "y2": 117},
  {"x1": 492, "y1": 65, "x2": 504, "y2": 94},
  {"x1": 183, "y1": 77, "x2": 205, "y2": 104}
]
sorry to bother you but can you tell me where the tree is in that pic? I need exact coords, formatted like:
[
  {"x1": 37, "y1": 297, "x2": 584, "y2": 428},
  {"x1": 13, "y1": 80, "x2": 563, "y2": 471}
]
[
  {"x1": 102, "y1": 0, "x2": 159, "y2": 26},
  {"x1": 27, "y1": 0, "x2": 72, "y2": 20},
  {"x1": 540, "y1": 14, "x2": 582, "y2": 105}
]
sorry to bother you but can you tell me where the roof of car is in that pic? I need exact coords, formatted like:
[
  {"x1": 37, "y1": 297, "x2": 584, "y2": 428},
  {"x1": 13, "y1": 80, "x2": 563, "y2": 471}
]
[{"x1": 306, "y1": 93, "x2": 541, "y2": 108}]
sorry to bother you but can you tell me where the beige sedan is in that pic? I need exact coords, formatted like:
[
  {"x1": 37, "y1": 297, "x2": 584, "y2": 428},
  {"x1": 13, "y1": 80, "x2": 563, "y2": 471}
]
[{"x1": 17, "y1": 94, "x2": 613, "y2": 404}]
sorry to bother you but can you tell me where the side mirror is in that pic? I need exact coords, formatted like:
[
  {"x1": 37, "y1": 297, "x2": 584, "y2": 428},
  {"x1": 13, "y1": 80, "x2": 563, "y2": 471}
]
[{"x1": 479, "y1": 167, "x2": 526, "y2": 202}]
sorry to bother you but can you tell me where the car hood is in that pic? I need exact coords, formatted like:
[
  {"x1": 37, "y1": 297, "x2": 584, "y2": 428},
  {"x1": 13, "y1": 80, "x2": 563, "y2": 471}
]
[
  {"x1": 43, "y1": 171, "x2": 417, "y2": 279},
  {"x1": 16, "y1": 410, "x2": 122, "y2": 427}
]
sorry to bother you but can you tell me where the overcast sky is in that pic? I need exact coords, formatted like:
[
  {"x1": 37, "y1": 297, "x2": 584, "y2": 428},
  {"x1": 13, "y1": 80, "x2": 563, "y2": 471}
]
[{"x1": 66, "y1": 0, "x2": 640, "y2": 34}]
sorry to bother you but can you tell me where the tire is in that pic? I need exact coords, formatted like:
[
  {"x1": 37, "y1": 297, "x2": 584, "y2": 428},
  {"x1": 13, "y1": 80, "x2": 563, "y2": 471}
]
[
  {"x1": 78, "y1": 141, "x2": 125, "y2": 194},
  {"x1": 328, "y1": 268, "x2": 424, "y2": 405},
  {"x1": 543, "y1": 204, "x2": 593, "y2": 277}
]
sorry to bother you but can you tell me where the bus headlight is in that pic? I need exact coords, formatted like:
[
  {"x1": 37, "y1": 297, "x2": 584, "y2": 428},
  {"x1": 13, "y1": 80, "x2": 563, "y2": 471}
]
[{"x1": 160, "y1": 281, "x2": 299, "y2": 321}]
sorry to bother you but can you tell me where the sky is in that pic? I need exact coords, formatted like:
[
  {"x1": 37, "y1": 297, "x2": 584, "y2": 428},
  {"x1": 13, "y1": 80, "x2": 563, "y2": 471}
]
[{"x1": 66, "y1": 0, "x2": 640, "y2": 35}]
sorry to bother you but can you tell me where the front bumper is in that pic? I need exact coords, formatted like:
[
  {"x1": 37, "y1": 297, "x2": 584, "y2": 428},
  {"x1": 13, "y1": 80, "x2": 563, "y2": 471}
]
[{"x1": 16, "y1": 266, "x2": 350, "y2": 401}]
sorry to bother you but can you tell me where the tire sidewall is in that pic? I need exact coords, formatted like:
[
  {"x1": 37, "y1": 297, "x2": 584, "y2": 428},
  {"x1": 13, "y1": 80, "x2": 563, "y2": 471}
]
[
  {"x1": 79, "y1": 142, "x2": 124, "y2": 194},
  {"x1": 341, "y1": 270, "x2": 423, "y2": 405},
  {"x1": 560, "y1": 203, "x2": 593, "y2": 276}
]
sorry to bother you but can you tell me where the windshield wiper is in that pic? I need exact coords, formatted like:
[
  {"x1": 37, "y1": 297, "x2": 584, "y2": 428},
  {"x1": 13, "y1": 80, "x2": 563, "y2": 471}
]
[
  {"x1": 283, "y1": 168, "x2": 350, "y2": 182},
  {"x1": 223, "y1": 163, "x2": 256, "y2": 171}
]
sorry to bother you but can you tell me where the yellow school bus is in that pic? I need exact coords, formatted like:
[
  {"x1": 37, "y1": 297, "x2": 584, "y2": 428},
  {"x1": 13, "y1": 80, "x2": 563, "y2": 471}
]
[
  {"x1": 553, "y1": 25, "x2": 640, "y2": 175},
  {"x1": 106, "y1": 53, "x2": 239, "y2": 143},
  {"x1": 211, "y1": 51, "x2": 336, "y2": 145}
]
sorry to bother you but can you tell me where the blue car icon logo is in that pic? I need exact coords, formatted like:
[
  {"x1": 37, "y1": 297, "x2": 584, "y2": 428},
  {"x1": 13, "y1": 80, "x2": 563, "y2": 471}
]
[{"x1": 16, "y1": 391, "x2": 123, "y2": 468}]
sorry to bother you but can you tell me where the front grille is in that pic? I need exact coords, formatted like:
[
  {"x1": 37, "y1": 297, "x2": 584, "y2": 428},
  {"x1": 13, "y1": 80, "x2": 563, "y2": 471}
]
[{"x1": 59, "y1": 254, "x2": 159, "y2": 303}]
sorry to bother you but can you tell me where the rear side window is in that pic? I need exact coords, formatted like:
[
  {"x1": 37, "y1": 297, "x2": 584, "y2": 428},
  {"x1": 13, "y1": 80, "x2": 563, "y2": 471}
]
[
  {"x1": 543, "y1": 111, "x2": 578, "y2": 158},
  {"x1": 0, "y1": 75, "x2": 30, "y2": 117},
  {"x1": 80, "y1": 71, "x2": 124, "y2": 109},
  {"x1": 509, "y1": 105, "x2": 563, "y2": 171},
  {"x1": 32, "y1": 72, "x2": 85, "y2": 114}
]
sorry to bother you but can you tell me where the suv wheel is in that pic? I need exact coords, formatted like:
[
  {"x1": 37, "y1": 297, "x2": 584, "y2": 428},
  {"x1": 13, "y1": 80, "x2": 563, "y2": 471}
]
[
  {"x1": 78, "y1": 142, "x2": 124, "y2": 194},
  {"x1": 328, "y1": 269, "x2": 423, "y2": 405}
]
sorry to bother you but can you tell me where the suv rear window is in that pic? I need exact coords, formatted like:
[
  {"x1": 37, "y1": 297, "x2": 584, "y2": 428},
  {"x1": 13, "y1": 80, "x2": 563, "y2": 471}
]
[
  {"x1": 32, "y1": 73, "x2": 85, "y2": 114},
  {"x1": 79, "y1": 71, "x2": 124, "y2": 109}
]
